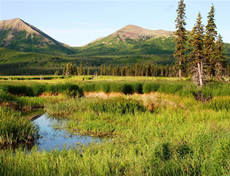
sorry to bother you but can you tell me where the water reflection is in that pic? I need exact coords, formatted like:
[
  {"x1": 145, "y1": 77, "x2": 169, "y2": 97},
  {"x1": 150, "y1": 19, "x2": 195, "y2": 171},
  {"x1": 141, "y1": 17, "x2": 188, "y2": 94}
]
[{"x1": 33, "y1": 114, "x2": 102, "y2": 151}]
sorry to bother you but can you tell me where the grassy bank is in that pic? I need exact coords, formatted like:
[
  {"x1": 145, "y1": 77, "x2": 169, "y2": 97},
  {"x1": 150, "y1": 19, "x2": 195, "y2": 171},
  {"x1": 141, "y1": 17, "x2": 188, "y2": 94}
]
[{"x1": 0, "y1": 107, "x2": 39, "y2": 145}]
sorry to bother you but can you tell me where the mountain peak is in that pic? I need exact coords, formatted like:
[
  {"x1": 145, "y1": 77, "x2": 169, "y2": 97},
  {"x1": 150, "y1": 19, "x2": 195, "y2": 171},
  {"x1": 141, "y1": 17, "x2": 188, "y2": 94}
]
[
  {"x1": 0, "y1": 18, "x2": 39, "y2": 35},
  {"x1": 121, "y1": 24, "x2": 142, "y2": 30},
  {"x1": 0, "y1": 18, "x2": 74, "y2": 54},
  {"x1": 111, "y1": 24, "x2": 173, "y2": 41}
]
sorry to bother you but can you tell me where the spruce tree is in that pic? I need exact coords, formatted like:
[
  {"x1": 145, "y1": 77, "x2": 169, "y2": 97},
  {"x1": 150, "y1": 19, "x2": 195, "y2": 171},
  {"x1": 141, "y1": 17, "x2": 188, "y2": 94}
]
[
  {"x1": 87, "y1": 67, "x2": 90, "y2": 75},
  {"x1": 165, "y1": 64, "x2": 169, "y2": 77},
  {"x1": 215, "y1": 34, "x2": 226, "y2": 80},
  {"x1": 146, "y1": 62, "x2": 151, "y2": 76},
  {"x1": 174, "y1": 0, "x2": 187, "y2": 80},
  {"x1": 109, "y1": 64, "x2": 113, "y2": 76},
  {"x1": 79, "y1": 61, "x2": 83, "y2": 75},
  {"x1": 204, "y1": 4, "x2": 217, "y2": 77},
  {"x1": 188, "y1": 13, "x2": 207, "y2": 87}
]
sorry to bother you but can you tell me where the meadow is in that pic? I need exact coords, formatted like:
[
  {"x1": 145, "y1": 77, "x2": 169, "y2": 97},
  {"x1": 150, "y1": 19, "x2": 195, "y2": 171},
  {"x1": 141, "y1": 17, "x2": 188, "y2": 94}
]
[{"x1": 0, "y1": 76, "x2": 230, "y2": 175}]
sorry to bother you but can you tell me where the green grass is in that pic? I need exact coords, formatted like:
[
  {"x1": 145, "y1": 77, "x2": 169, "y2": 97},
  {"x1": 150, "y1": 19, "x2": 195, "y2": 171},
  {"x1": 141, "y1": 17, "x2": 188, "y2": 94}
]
[
  {"x1": 1, "y1": 78, "x2": 230, "y2": 175},
  {"x1": 2, "y1": 94, "x2": 230, "y2": 175},
  {"x1": 0, "y1": 107, "x2": 39, "y2": 145}
]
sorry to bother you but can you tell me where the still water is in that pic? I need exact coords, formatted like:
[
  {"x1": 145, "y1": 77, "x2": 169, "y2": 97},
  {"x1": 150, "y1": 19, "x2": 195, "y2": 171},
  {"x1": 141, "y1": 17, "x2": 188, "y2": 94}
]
[{"x1": 33, "y1": 114, "x2": 102, "y2": 151}]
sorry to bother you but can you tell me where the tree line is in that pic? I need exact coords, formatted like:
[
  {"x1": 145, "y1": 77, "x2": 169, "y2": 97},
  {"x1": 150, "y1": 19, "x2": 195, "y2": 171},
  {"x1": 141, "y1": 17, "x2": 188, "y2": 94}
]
[
  {"x1": 62, "y1": 0, "x2": 227, "y2": 83},
  {"x1": 175, "y1": 0, "x2": 226, "y2": 87},
  {"x1": 62, "y1": 61, "x2": 230, "y2": 78}
]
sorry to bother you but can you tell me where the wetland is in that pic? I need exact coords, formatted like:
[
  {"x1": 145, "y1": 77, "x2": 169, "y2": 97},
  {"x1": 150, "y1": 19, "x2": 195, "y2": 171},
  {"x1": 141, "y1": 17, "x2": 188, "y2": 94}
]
[{"x1": 1, "y1": 77, "x2": 230, "y2": 175}]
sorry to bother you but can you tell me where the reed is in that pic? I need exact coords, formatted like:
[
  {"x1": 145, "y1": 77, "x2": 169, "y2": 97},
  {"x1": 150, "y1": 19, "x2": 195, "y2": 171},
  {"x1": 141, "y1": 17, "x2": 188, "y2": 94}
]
[
  {"x1": 0, "y1": 107, "x2": 39, "y2": 145},
  {"x1": 1, "y1": 79, "x2": 230, "y2": 175}
]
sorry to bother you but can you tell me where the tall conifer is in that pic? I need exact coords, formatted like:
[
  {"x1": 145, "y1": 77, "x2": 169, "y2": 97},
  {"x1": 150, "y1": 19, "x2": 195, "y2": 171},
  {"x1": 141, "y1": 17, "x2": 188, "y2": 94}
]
[
  {"x1": 174, "y1": 0, "x2": 187, "y2": 80},
  {"x1": 204, "y1": 4, "x2": 217, "y2": 77},
  {"x1": 188, "y1": 13, "x2": 206, "y2": 87},
  {"x1": 215, "y1": 34, "x2": 226, "y2": 80}
]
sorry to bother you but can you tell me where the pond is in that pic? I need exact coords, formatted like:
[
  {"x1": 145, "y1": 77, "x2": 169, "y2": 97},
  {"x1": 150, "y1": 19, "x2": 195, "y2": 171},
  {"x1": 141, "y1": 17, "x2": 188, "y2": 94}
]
[
  {"x1": 33, "y1": 113, "x2": 103, "y2": 151},
  {"x1": 0, "y1": 113, "x2": 104, "y2": 151}
]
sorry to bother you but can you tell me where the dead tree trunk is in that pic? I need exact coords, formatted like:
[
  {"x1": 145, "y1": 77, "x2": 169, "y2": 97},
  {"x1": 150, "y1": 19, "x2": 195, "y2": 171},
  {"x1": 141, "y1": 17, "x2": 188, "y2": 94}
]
[{"x1": 197, "y1": 62, "x2": 203, "y2": 87}]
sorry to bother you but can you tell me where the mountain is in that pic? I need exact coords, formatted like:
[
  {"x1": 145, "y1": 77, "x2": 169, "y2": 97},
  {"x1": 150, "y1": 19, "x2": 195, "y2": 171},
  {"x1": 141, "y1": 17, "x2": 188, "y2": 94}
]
[
  {"x1": 0, "y1": 19, "x2": 176, "y2": 56},
  {"x1": 0, "y1": 18, "x2": 75, "y2": 55},
  {"x1": 75, "y1": 25, "x2": 175, "y2": 56},
  {"x1": 110, "y1": 24, "x2": 173, "y2": 41}
]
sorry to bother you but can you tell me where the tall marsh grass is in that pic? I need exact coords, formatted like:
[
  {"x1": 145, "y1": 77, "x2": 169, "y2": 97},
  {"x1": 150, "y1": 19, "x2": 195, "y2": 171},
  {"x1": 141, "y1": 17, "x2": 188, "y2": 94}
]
[
  {"x1": 0, "y1": 107, "x2": 39, "y2": 145},
  {"x1": 1, "y1": 79, "x2": 230, "y2": 175},
  {"x1": 0, "y1": 83, "x2": 83, "y2": 97},
  {"x1": 89, "y1": 97, "x2": 146, "y2": 115}
]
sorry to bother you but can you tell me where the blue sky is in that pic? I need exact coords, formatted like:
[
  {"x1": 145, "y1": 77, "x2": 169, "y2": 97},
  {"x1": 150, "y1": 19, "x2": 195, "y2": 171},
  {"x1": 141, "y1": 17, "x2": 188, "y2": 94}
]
[{"x1": 1, "y1": 0, "x2": 230, "y2": 46}]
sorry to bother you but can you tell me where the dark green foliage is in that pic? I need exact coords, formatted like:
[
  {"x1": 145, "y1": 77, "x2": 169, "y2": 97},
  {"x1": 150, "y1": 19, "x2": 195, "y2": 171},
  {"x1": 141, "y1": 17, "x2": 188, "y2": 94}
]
[
  {"x1": 0, "y1": 89, "x2": 16, "y2": 103},
  {"x1": 0, "y1": 83, "x2": 83, "y2": 97},
  {"x1": 142, "y1": 81, "x2": 186, "y2": 94},
  {"x1": 215, "y1": 34, "x2": 227, "y2": 80},
  {"x1": 174, "y1": 0, "x2": 187, "y2": 80},
  {"x1": 132, "y1": 82, "x2": 143, "y2": 94},
  {"x1": 176, "y1": 143, "x2": 193, "y2": 158},
  {"x1": 3, "y1": 85, "x2": 34, "y2": 96},
  {"x1": 154, "y1": 142, "x2": 171, "y2": 161},
  {"x1": 0, "y1": 47, "x2": 177, "y2": 76},
  {"x1": 142, "y1": 83, "x2": 160, "y2": 93},
  {"x1": 110, "y1": 83, "x2": 133, "y2": 94},
  {"x1": 204, "y1": 4, "x2": 217, "y2": 77},
  {"x1": 80, "y1": 83, "x2": 96, "y2": 92},
  {"x1": 81, "y1": 82, "x2": 143, "y2": 94},
  {"x1": 188, "y1": 13, "x2": 206, "y2": 87},
  {"x1": 158, "y1": 82, "x2": 184, "y2": 94}
]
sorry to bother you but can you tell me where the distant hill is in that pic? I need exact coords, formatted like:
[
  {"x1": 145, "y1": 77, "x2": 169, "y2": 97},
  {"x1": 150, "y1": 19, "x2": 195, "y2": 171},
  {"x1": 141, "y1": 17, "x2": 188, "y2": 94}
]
[
  {"x1": 0, "y1": 19, "x2": 229, "y2": 75},
  {"x1": 0, "y1": 18, "x2": 75, "y2": 55},
  {"x1": 75, "y1": 25, "x2": 175, "y2": 56},
  {"x1": 0, "y1": 47, "x2": 176, "y2": 75}
]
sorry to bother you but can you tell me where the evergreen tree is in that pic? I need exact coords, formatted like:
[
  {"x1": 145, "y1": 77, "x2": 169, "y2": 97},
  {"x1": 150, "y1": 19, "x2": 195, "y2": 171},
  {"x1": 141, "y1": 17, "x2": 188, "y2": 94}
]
[
  {"x1": 174, "y1": 0, "x2": 187, "y2": 80},
  {"x1": 154, "y1": 65, "x2": 159, "y2": 77},
  {"x1": 188, "y1": 13, "x2": 207, "y2": 87},
  {"x1": 165, "y1": 64, "x2": 169, "y2": 77},
  {"x1": 87, "y1": 67, "x2": 90, "y2": 75},
  {"x1": 134, "y1": 63, "x2": 140, "y2": 76},
  {"x1": 109, "y1": 64, "x2": 113, "y2": 76},
  {"x1": 114, "y1": 65, "x2": 120, "y2": 76},
  {"x1": 126, "y1": 64, "x2": 133, "y2": 76},
  {"x1": 73, "y1": 65, "x2": 77, "y2": 75},
  {"x1": 63, "y1": 66, "x2": 66, "y2": 76},
  {"x1": 100, "y1": 64, "x2": 106, "y2": 76},
  {"x1": 79, "y1": 61, "x2": 83, "y2": 75},
  {"x1": 215, "y1": 34, "x2": 226, "y2": 80},
  {"x1": 161, "y1": 66, "x2": 165, "y2": 77},
  {"x1": 121, "y1": 67, "x2": 126, "y2": 76},
  {"x1": 146, "y1": 62, "x2": 151, "y2": 76},
  {"x1": 141, "y1": 65, "x2": 145, "y2": 76},
  {"x1": 204, "y1": 4, "x2": 217, "y2": 77},
  {"x1": 64, "y1": 62, "x2": 73, "y2": 76},
  {"x1": 227, "y1": 62, "x2": 230, "y2": 78}
]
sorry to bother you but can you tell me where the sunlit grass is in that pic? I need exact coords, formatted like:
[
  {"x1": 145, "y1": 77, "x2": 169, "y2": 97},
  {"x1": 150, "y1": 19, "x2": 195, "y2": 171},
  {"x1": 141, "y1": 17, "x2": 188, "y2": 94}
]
[{"x1": 1, "y1": 77, "x2": 230, "y2": 175}]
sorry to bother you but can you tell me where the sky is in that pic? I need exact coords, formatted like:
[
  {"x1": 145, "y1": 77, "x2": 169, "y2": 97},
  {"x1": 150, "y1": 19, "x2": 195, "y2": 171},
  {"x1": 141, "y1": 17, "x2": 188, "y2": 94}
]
[{"x1": 1, "y1": 0, "x2": 230, "y2": 46}]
